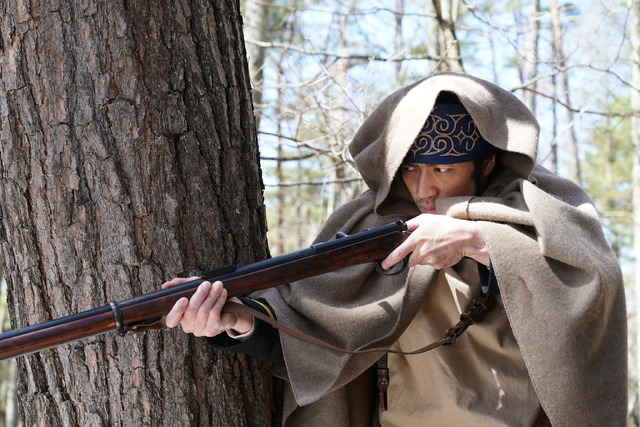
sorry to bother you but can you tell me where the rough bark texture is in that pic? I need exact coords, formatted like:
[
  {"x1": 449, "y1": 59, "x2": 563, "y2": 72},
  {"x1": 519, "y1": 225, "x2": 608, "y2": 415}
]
[{"x1": 0, "y1": 0, "x2": 274, "y2": 425}]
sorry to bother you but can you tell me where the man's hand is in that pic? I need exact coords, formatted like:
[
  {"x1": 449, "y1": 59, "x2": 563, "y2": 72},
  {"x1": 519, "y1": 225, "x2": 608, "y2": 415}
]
[
  {"x1": 162, "y1": 278, "x2": 254, "y2": 337},
  {"x1": 381, "y1": 214, "x2": 490, "y2": 270}
]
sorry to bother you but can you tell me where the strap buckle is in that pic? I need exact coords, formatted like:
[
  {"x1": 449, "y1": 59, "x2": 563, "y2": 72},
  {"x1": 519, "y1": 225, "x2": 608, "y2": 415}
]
[{"x1": 444, "y1": 293, "x2": 494, "y2": 346}]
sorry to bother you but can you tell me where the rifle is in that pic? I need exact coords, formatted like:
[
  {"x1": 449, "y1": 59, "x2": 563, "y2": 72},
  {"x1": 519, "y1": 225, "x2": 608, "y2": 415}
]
[{"x1": 0, "y1": 220, "x2": 409, "y2": 361}]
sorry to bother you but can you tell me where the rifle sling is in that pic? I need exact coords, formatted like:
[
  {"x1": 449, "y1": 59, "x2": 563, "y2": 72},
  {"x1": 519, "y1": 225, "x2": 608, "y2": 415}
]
[
  {"x1": 223, "y1": 293, "x2": 495, "y2": 411},
  {"x1": 223, "y1": 293, "x2": 494, "y2": 357}
]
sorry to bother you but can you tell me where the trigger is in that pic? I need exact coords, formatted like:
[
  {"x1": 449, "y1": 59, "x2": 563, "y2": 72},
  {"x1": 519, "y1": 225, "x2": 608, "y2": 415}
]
[{"x1": 375, "y1": 257, "x2": 408, "y2": 276}]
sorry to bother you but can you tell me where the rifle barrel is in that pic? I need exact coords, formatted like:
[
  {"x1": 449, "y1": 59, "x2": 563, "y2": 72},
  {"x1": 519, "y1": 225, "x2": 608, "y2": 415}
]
[{"x1": 0, "y1": 220, "x2": 408, "y2": 360}]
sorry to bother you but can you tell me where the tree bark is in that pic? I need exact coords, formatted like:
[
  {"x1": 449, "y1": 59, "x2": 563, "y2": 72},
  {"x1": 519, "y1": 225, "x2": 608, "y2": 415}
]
[
  {"x1": 0, "y1": 1, "x2": 274, "y2": 425},
  {"x1": 630, "y1": 0, "x2": 640, "y2": 421}
]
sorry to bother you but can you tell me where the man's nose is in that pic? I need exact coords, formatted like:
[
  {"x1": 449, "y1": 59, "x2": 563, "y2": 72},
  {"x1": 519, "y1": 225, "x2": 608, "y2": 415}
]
[{"x1": 416, "y1": 172, "x2": 437, "y2": 198}]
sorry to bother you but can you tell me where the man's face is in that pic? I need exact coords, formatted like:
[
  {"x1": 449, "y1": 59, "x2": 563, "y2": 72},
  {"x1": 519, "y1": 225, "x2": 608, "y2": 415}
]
[{"x1": 401, "y1": 157, "x2": 495, "y2": 214}]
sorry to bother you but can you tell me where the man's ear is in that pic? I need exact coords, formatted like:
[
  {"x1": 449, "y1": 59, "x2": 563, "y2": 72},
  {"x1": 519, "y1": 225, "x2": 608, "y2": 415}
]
[{"x1": 482, "y1": 154, "x2": 497, "y2": 177}]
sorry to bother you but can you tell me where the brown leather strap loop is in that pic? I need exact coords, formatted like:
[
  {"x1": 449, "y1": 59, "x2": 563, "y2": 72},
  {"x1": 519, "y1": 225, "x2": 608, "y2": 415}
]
[{"x1": 222, "y1": 301, "x2": 462, "y2": 356}]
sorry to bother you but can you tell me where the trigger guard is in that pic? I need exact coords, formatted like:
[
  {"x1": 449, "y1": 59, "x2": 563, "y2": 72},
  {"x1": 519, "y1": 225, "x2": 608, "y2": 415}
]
[{"x1": 375, "y1": 257, "x2": 408, "y2": 276}]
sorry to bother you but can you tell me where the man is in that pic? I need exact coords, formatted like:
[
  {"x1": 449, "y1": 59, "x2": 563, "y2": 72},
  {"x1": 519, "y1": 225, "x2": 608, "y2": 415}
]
[{"x1": 163, "y1": 73, "x2": 627, "y2": 426}]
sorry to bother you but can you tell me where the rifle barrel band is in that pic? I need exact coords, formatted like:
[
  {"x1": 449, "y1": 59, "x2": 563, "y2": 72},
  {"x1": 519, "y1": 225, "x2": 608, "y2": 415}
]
[{"x1": 109, "y1": 301, "x2": 129, "y2": 337}]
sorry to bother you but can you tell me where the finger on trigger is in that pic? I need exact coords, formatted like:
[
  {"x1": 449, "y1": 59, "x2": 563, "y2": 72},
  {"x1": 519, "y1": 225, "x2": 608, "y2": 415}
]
[{"x1": 382, "y1": 241, "x2": 410, "y2": 270}]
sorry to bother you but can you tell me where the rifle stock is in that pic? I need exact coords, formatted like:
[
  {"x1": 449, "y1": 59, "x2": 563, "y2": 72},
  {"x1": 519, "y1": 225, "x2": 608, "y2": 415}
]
[{"x1": 0, "y1": 220, "x2": 408, "y2": 360}]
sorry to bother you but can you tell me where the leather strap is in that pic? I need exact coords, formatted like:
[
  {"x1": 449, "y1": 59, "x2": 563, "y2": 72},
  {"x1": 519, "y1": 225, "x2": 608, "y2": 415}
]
[
  {"x1": 224, "y1": 294, "x2": 494, "y2": 412},
  {"x1": 222, "y1": 293, "x2": 494, "y2": 357}
]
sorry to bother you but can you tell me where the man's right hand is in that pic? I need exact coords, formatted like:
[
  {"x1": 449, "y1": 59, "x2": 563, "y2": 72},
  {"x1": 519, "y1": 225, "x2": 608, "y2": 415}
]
[{"x1": 162, "y1": 278, "x2": 254, "y2": 337}]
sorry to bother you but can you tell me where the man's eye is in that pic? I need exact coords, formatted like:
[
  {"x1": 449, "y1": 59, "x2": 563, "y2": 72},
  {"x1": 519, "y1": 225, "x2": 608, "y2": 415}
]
[
  {"x1": 401, "y1": 165, "x2": 416, "y2": 172},
  {"x1": 435, "y1": 167, "x2": 450, "y2": 173}
]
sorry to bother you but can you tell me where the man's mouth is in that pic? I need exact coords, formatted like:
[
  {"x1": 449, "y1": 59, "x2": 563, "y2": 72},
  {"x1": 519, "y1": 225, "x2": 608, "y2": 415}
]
[{"x1": 419, "y1": 205, "x2": 436, "y2": 214}]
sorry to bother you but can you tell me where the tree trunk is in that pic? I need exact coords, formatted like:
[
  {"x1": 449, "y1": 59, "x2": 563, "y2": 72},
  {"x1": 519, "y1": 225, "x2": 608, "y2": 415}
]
[
  {"x1": 522, "y1": 0, "x2": 541, "y2": 113},
  {"x1": 394, "y1": 0, "x2": 406, "y2": 87},
  {"x1": 426, "y1": 0, "x2": 464, "y2": 73},
  {"x1": 550, "y1": 0, "x2": 581, "y2": 184},
  {"x1": 0, "y1": 1, "x2": 274, "y2": 426},
  {"x1": 326, "y1": 0, "x2": 355, "y2": 217},
  {"x1": 630, "y1": 0, "x2": 640, "y2": 421},
  {"x1": 243, "y1": 0, "x2": 269, "y2": 126}
]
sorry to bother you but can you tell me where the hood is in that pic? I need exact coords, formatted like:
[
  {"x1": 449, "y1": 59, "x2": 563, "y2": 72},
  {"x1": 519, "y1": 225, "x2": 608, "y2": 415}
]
[{"x1": 349, "y1": 72, "x2": 539, "y2": 215}]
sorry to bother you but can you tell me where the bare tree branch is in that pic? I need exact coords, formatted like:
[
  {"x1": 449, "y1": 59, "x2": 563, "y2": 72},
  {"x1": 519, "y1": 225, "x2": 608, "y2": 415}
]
[
  {"x1": 265, "y1": 177, "x2": 363, "y2": 188},
  {"x1": 245, "y1": 38, "x2": 438, "y2": 62}
]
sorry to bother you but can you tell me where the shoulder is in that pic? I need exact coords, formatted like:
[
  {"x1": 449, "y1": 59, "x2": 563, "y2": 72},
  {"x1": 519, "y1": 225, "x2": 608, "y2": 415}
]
[{"x1": 526, "y1": 165, "x2": 597, "y2": 214}]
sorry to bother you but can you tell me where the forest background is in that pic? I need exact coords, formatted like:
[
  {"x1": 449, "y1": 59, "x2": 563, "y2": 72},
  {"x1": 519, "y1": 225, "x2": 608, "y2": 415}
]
[{"x1": 0, "y1": 0, "x2": 638, "y2": 425}]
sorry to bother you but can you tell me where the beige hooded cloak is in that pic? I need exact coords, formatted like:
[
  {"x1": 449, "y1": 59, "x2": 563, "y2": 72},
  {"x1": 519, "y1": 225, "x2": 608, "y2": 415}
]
[{"x1": 255, "y1": 73, "x2": 627, "y2": 426}]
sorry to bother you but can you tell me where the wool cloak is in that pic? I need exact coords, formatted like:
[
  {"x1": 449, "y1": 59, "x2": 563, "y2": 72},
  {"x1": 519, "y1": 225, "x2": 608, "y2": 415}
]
[{"x1": 255, "y1": 73, "x2": 627, "y2": 426}]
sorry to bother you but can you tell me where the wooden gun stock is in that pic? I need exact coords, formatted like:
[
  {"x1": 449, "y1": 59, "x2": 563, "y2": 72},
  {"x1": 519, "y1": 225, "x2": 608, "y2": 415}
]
[{"x1": 0, "y1": 221, "x2": 409, "y2": 360}]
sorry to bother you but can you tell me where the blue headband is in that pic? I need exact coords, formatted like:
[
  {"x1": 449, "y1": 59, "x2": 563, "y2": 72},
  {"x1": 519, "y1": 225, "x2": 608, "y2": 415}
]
[{"x1": 403, "y1": 103, "x2": 497, "y2": 165}]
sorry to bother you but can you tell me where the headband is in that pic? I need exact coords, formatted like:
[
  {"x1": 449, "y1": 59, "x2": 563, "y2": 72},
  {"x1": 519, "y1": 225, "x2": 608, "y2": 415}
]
[{"x1": 403, "y1": 103, "x2": 497, "y2": 165}]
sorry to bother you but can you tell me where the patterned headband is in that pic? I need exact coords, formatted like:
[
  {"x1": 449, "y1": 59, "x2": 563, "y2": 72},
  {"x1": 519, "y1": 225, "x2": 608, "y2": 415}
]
[{"x1": 403, "y1": 103, "x2": 497, "y2": 165}]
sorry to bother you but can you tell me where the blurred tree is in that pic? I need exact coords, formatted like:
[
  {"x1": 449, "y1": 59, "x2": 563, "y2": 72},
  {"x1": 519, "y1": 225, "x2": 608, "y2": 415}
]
[
  {"x1": 582, "y1": 97, "x2": 633, "y2": 259},
  {"x1": 426, "y1": 0, "x2": 465, "y2": 72},
  {"x1": 630, "y1": 0, "x2": 640, "y2": 422},
  {"x1": 550, "y1": 0, "x2": 582, "y2": 184}
]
